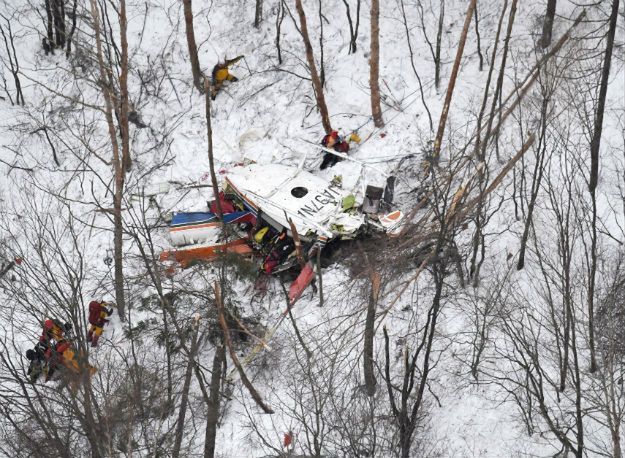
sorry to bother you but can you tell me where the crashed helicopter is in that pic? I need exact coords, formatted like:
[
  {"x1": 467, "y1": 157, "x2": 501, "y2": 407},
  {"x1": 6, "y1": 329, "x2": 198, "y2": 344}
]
[{"x1": 160, "y1": 160, "x2": 404, "y2": 305}]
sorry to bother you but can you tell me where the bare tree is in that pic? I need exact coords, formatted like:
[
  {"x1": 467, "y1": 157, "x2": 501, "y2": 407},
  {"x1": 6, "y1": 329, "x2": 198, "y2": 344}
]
[
  {"x1": 369, "y1": 0, "x2": 383, "y2": 127},
  {"x1": 294, "y1": 0, "x2": 332, "y2": 134},
  {"x1": 589, "y1": 0, "x2": 620, "y2": 192},
  {"x1": 592, "y1": 253, "x2": 625, "y2": 457},
  {"x1": 89, "y1": 0, "x2": 130, "y2": 320},
  {"x1": 342, "y1": 0, "x2": 361, "y2": 54},
  {"x1": 183, "y1": 0, "x2": 204, "y2": 92},
  {"x1": 64, "y1": 0, "x2": 77, "y2": 56},
  {"x1": 416, "y1": 0, "x2": 445, "y2": 90},
  {"x1": 172, "y1": 315, "x2": 201, "y2": 458},
  {"x1": 473, "y1": 2, "x2": 484, "y2": 70},
  {"x1": 275, "y1": 0, "x2": 285, "y2": 64},
  {"x1": 204, "y1": 344, "x2": 226, "y2": 458},
  {"x1": 516, "y1": 70, "x2": 554, "y2": 271},
  {"x1": 44, "y1": 0, "x2": 66, "y2": 51},
  {"x1": 318, "y1": 0, "x2": 326, "y2": 87},
  {"x1": 254, "y1": 0, "x2": 263, "y2": 28},
  {"x1": 0, "y1": 12, "x2": 24, "y2": 105},
  {"x1": 432, "y1": 0, "x2": 476, "y2": 159},
  {"x1": 398, "y1": 0, "x2": 433, "y2": 132},
  {"x1": 540, "y1": 0, "x2": 557, "y2": 48}
]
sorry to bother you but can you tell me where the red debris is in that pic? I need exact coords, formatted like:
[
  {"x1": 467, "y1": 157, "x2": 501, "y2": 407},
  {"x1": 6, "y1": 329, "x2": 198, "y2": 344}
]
[{"x1": 283, "y1": 431, "x2": 292, "y2": 448}]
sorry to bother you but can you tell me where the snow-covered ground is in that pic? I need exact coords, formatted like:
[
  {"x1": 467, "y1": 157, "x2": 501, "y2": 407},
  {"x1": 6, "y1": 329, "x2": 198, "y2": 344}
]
[{"x1": 0, "y1": 0, "x2": 623, "y2": 456}]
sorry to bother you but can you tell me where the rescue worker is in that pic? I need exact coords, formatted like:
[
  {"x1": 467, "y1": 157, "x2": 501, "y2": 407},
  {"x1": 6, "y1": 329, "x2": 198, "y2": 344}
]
[
  {"x1": 25, "y1": 342, "x2": 47, "y2": 383},
  {"x1": 48, "y1": 342, "x2": 96, "y2": 384},
  {"x1": 320, "y1": 130, "x2": 361, "y2": 170},
  {"x1": 211, "y1": 55, "x2": 244, "y2": 100},
  {"x1": 262, "y1": 229, "x2": 295, "y2": 273},
  {"x1": 40, "y1": 318, "x2": 71, "y2": 346},
  {"x1": 52, "y1": 339, "x2": 80, "y2": 375},
  {"x1": 38, "y1": 319, "x2": 74, "y2": 382},
  {"x1": 33, "y1": 318, "x2": 94, "y2": 383},
  {"x1": 87, "y1": 300, "x2": 114, "y2": 347}
]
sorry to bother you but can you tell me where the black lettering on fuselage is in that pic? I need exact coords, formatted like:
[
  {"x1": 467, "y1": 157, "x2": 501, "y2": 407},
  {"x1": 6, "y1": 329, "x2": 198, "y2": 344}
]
[
  {"x1": 298, "y1": 205, "x2": 317, "y2": 218},
  {"x1": 315, "y1": 195, "x2": 330, "y2": 205},
  {"x1": 296, "y1": 183, "x2": 344, "y2": 218}
]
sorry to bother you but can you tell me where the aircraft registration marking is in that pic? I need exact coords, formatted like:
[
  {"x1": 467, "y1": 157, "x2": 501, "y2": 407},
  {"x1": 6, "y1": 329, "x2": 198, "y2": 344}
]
[{"x1": 296, "y1": 183, "x2": 343, "y2": 218}]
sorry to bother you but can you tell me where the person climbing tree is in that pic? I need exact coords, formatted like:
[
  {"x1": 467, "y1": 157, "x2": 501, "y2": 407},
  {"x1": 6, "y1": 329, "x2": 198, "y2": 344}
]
[
  {"x1": 320, "y1": 130, "x2": 361, "y2": 169},
  {"x1": 211, "y1": 55, "x2": 244, "y2": 100},
  {"x1": 87, "y1": 300, "x2": 115, "y2": 347}
]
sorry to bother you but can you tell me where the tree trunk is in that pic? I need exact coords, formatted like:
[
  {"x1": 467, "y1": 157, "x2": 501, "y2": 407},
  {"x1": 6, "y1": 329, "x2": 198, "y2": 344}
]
[
  {"x1": 65, "y1": 0, "x2": 77, "y2": 57},
  {"x1": 215, "y1": 283, "x2": 274, "y2": 414},
  {"x1": 119, "y1": 0, "x2": 132, "y2": 171},
  {"x1": 342, "y1": 0, "x2": 361, "y2": 54},
  {"x1": 468, "y1": 0, "x2": 508, "y2": 283},
  {"x1": 112, "y1": 172, "x2": 126, "y2": 322},
  {"x1": 275, "y1": 0, "x2": 285, "y2": 64},
  {"x1": 89, "y1": 0, "x2": 127, "y2": 320},
  {"x1": 587, "y1": 188, "x2": 598, "y2": 372},
  {"x1": 589, "y1": 0, "x2": 619, "y2": 192},
  {"x1": 318, "y1": 0, "x2": 325, "y2": 87},
  {"x1": 204, "y1": 80, "x2": 225, "y2": 221},
  {"x1": 474, "y1": 0, "x2": 513, "y2": 161},
  {"x1": 614, "y1": 431, "x2": 622, "y2": 458},
  {"x1": 115, "y1": 0, "x2": 131, "y2": 319},
  {"x1": 363, "y1": 271, "x2": 380, "y2": 396},
  {"x1": 294, "y1": 0, "x2": 332, "y2": 134},
  {"x1": 517, "y1": 91, "x2": 548, "y2": 271},
  {"x1": 45, "y1": 0, "x2": 54, "y2": 52},
  {"x1": 254, "y1": 0, "x2": 263, "y2": 28},
  {"x1": 369, "y1": 0, "x2": 384, "y2": 127},
  {"x1": 316, "y1": 247, "x2": 323, "y2": 306},
  {"x1": 434, "y1": 0, "x2": 445, "y2": 90},
  {"x1": 540, "y1": 0, "x2": 557, "y2": 48},
  {"x1": 52, "y1": 0, "x2": 65, "y2": 48},
  {"x1": 0, "y1": 18, "x2": 25, "y2": 105},
  {"x1": 398, "y1": 0, "x2": 433, "y2": 131},
  {"x1": 473, "y1": 1, "x2": 483, "y2": 71},
  {"x1": 172, "y1": 318, "x2": 201, "y2": 458},
  {"x1": 183, "y1": 0, "x2": 204, "y2": 93},
  {"x1": 432, "y1": 0, "x2": 476, "y2": 158},
  {"x1": 204, "y1": 345, "x2": 226, "y2": 458}
]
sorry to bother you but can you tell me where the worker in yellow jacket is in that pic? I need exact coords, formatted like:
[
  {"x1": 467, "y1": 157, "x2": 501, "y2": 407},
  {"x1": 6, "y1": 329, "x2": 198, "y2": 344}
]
[{"x1": 211, "y1": 55, "x2": 244, "y2": 100}]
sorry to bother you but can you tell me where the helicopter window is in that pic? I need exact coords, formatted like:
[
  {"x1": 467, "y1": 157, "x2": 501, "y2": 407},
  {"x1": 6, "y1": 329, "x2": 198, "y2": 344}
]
[{"x1": 291, "y1": 186, "x2": 308, "y2": 198}]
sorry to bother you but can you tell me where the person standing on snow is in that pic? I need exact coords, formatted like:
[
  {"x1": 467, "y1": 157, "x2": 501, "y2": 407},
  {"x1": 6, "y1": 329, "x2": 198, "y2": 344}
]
[{"x1": 87, "y1": 300, "x2": 114, "y2": 347}]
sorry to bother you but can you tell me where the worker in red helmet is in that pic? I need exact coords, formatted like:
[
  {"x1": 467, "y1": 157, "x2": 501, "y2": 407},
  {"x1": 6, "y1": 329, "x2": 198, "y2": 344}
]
[
  {"x1": 40, "y1": 318, "x2": 71, "y2": 346},
  {"x1": 38, "y1": 318, "x2": 72, "y2": 382},
  {"x1": 320, "y1": 130, "x2": 361, "y2": 170}
]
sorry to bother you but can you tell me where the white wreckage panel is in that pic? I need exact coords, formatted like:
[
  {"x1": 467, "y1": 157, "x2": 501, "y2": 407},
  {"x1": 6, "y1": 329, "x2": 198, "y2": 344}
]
[{"x1": 225, "y1": 164, "x2": 364, "y2": 239}]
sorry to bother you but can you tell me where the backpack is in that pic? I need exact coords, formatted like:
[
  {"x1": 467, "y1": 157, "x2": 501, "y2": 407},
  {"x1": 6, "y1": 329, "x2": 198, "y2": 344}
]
[{"x1": 88, "y1": 301, "x2": 102, "y2": 325}]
